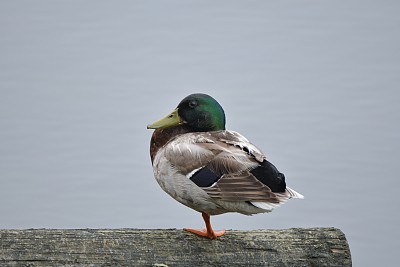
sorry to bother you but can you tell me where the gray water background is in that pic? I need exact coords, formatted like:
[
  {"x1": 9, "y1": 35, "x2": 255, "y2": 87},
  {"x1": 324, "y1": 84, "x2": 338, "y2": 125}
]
[{"x1": 1, "y1": 1, "x2": 399, "y2": 266}]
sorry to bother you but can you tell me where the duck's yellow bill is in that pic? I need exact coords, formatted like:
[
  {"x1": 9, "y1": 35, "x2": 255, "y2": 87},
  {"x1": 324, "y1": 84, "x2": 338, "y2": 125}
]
[{"x1": 147, "y1": 108, "x2": 182, "y2": 129}]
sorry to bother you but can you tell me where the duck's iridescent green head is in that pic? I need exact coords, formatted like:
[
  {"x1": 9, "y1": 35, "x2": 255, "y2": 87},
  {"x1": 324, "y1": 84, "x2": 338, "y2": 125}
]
[
  {"x1": 147, "y1": 93, "x2": 226, "y2": 132},
  {"x1": 178, "y1": 93, "x2": 226, "y2": 131}
]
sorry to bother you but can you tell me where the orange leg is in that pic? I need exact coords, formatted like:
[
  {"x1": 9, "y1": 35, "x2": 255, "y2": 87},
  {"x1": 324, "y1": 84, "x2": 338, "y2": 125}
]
[{"x1": 184, "y1": 212, "x2": 225, "y2": 239}]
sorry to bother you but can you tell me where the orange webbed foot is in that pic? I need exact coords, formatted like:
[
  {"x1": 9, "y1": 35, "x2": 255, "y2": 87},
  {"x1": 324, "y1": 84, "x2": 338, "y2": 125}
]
[
  {"x1": 184, "y1": 227, "x2": 225, "y2": 239},
  {"x1": 184, "y1": 212, "x2": 225, "y2": 239}
]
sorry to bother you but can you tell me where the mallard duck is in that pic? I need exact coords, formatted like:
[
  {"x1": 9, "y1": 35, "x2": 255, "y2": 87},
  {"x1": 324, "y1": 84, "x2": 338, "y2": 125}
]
[{"x1": 147, "y1": 93, "x2": 303, "y2": 239}]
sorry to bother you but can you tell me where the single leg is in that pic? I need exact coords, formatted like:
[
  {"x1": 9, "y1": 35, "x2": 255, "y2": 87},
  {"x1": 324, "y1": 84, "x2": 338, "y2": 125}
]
[{"x1": 184, "y1": 212, "x2": 225, "y2": 239}]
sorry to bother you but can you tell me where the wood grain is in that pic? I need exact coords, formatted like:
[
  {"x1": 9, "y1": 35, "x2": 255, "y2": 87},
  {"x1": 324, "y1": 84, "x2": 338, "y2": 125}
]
[{"x1": 0, "y1": 227, "x2": 351, "y2": 267}]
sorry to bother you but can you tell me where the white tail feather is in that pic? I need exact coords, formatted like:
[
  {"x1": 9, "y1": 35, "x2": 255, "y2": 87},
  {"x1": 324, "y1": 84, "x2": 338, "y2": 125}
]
[
  {"x1": 286, "y1": 187, "x2": 304, "y2": 199},
  {"x1": 251, "y1": 187, "x2": 303, "y2": 211}
]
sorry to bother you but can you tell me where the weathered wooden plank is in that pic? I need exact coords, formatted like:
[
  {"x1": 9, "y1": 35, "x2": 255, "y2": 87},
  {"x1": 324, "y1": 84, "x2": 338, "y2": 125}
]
[{"x1": 0, "y1": 228, "x2": 351, "y2": 267}]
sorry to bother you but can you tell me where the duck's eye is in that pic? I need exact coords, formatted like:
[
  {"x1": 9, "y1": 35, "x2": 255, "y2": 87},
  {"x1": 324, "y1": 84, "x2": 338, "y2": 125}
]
[{"x1": 188, "y1": 100, "x2": 198, "y2": 109}]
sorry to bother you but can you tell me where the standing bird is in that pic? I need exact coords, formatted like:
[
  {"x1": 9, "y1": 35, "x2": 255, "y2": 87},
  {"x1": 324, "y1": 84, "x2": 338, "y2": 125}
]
[{"x1": 147, "y1": 93, "x2": 303, "y2": 239}]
